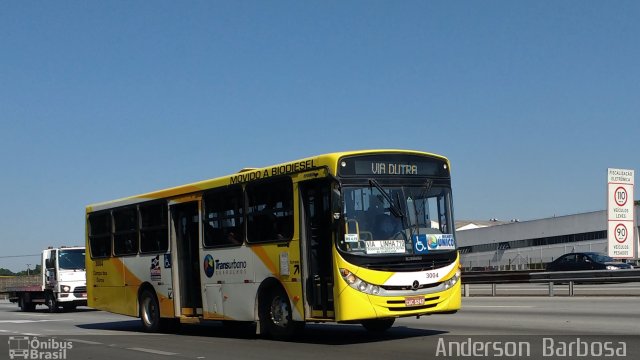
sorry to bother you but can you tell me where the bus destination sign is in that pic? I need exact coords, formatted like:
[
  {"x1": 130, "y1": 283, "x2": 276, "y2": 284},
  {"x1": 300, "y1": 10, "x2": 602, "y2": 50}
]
[
  {"x1": 358, "y1": 161, "x2": 418, "y2": 175},
  {"x1": 339, "y1": 154, "x2": 449, "y2": 177}
]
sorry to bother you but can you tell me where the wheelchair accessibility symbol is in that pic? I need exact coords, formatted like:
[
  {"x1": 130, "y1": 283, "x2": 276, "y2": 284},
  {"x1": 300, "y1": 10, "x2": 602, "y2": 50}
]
[{"x1": 413, "y1": 234, "x2": 429, "y2": 254}]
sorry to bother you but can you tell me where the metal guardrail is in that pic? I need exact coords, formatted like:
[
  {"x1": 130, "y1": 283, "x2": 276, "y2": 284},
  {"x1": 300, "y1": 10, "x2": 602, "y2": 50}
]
[{"x1": 461, "y1": 269, "x2": 640, "y2": 296}]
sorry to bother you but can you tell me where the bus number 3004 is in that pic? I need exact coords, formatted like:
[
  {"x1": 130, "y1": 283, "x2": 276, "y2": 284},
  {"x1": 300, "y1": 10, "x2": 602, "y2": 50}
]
[{"x1": 425, "y1": 273, "x2": 438, "y2": 279}]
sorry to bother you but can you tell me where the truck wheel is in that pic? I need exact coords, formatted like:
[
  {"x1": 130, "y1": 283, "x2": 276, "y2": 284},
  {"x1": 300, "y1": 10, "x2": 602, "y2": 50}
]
[
  {"x1": 140, "y1": 289, "x2": 161, "y2": 332},
  {"x1": 259, "y1": 286, "x2": 302, "y2": 340},
  {"x1": 45, "y1": 292, "x2": 58, "y2": 313},
  {"x1": 361, "y1": 318, "x2": 395, "y2": 332},
  {"x1": 19, "y1": 296, "x2": 35, "y2": 312}
]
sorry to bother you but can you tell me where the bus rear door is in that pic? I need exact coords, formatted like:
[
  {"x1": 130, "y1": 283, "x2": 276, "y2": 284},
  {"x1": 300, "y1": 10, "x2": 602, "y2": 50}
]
[{"x1": 170, "y1": 198, "x2": 203, "y2": 318}]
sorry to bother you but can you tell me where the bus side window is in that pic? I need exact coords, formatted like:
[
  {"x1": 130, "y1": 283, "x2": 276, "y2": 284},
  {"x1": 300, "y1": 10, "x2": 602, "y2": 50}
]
[
  {"x1": 246, "y1": 178, "x2": 293, "y2": 243},
  {"x1": 203, "y1": 185, "x2": 244, "y2": 247},
  {"x1": 113, "y1": 206, "x2": 139, "y2": 256},
  {"x1": 140, "y1": 202, "x2": 168, "y2": 253},
  {"x1": 88, "y1": 211, "x2": 112, "y2": 258}
]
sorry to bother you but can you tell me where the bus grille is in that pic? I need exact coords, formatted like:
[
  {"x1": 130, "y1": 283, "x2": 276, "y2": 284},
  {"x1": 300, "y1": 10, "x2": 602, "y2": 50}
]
[{"x1": 364, "y1": 258, "x2": 453, "y2": 272}]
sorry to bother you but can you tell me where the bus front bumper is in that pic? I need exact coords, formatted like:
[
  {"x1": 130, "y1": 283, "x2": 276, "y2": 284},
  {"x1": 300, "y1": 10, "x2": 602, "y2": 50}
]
[{"x1": 335, "y1": 281, "x2": 461, "y2": 322}]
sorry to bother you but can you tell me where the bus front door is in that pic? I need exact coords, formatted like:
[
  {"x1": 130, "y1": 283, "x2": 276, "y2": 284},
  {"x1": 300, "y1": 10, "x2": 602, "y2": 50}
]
[
  {"x1": 170, "y1": 201, "x2": 203, "y2": 317},
  {"x1": 300, "y1": 180, "x2": 334, "y2": 319}
]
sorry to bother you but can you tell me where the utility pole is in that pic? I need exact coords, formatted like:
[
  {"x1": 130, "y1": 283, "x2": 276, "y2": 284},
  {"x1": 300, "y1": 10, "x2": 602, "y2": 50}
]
[{"x1": 26, "y1": 264, "x2": 30, "y2": 276}]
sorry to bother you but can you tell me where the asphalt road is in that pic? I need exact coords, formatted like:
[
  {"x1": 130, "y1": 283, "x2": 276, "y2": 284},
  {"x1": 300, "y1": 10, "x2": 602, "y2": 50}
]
[{"x1": 1, "y1": 298, "x2": 639, "y2": 360}]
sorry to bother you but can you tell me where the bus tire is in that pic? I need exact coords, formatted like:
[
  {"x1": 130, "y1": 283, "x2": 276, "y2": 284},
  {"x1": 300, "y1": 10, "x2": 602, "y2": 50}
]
[
  {"x1": 45, "y1": 292, "x2": 58, "y2": 313},
  {"x1": 259, "y1": 286, "x2": 302, "y2": 340},
  {"x1": 139, "y1": 289, "x2": 161, "y2": 332},
  {"x1": 361, "y1": 318, "x2": 395, "y2": 332}
]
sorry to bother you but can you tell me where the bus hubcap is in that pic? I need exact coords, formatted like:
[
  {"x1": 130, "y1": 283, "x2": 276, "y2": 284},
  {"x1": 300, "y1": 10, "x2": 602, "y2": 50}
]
[{"x1": 270, "y1": 295, "x2": 289, "y2": 327}]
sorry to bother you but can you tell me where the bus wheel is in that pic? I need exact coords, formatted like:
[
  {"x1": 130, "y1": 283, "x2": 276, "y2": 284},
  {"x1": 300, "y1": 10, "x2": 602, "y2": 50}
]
[
  {"x1": 45, "y1": 292, "x2": 58, "y2": 313},
  {"x1": 361, "y1": 318, "x2": 395, "y2": 332},
  {"x1": 259, "y1": 287, "x2": 301, "y2": 340},
  {"x1": 140, "y1": 289, "x2": 161, "y2": 332}
]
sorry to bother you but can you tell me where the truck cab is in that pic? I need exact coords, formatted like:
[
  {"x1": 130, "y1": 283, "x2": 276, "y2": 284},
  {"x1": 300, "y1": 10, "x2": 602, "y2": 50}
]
[
  {"x1": 8, "y1": 246, "x2": 87, "y2": 312},
  {"x1": 42, "y1": 246, "x2": 87, "y2": 311}
]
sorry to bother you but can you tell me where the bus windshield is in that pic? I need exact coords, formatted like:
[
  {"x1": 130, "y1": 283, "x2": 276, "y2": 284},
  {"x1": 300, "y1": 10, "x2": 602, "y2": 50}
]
[
  {"x1": 339, "y1": 183, "x2": 455, "y2": 256},
  {"x1": 58, "y1": 249, "x2": 86, "y2": 270}
]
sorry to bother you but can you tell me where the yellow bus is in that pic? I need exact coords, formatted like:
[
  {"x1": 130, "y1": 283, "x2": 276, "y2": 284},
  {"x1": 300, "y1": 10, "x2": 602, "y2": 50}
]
[{"x1": 85, "y1": 149, "x2": 461, "y2": 339}]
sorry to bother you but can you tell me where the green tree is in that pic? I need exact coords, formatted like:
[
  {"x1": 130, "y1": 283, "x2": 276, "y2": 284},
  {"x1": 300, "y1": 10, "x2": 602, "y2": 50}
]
[
  {"x1": 0, "y1": 268, "x2": 15, "y2": 276},
  {"x1": 15, "y1": 264, "x2": 41, "y2": 276}
]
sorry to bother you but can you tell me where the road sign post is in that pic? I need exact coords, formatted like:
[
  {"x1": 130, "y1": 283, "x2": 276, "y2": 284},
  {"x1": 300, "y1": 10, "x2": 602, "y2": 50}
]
[{"x1": 607, "y1": 168, "x2": 635, "y2": 259}]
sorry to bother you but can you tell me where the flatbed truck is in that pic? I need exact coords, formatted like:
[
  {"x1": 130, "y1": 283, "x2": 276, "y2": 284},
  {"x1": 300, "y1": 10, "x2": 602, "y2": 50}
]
[{"x1": 7, "y1": 246, "x2": 87, "y2": 312}]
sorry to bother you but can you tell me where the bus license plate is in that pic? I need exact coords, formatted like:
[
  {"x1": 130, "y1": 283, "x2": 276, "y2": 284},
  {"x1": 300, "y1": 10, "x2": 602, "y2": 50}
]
[{"x1": 405, "y1": 296, "x2": 424, "y2": 307}]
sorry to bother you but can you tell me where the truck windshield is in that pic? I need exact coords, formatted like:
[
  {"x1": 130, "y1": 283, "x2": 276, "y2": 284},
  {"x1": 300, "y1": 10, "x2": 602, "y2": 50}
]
[
  {"x1": 338, "y1": 183, "x2": 455, "y2": 256},
  {"x1": 58, "y1": 249, "x2": 85, "y2": 270}
]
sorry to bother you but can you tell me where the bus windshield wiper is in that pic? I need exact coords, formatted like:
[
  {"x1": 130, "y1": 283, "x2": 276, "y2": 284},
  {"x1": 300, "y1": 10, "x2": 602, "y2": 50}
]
[
  {"x1": 369, "y1": 179, "x2": 405, "y2": 219},
  {"x1": 417, "y1": 179, "x2": 434, "y2": 226},
  {"x1": 421, "y1": 179, "x2": 434, "y2": 197}
]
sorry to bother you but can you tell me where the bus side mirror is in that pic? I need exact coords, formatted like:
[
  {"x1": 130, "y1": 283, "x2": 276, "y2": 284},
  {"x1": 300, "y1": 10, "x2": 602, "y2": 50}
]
[
  {"x1": 331, "y1": 188, "x2": 342, "y2": 216},
  {"x1": 331, "y1": 187, "x2": 343, "y2": 230}
]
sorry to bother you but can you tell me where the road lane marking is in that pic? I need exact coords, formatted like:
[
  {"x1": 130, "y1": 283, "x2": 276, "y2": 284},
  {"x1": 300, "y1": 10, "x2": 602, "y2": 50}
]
[
  {"x1": 127, "y1": 347, "x2": 178, "y2": 356},
  {"x1": 65, "y1": 339, "x2": 103, "y2": 345},
  {"x1": 463, "y1": 305, "x2": 535, "y2": 308},
  {"x1": 15, "y1": 313, "x2": 60, "y2": 316},
  {"x1": 0, "y1": 320, "x2": 68, "y2": 323}
]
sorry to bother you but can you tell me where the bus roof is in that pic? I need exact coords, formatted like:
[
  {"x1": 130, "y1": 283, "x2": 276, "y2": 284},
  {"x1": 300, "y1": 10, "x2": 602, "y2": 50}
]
[{"x1": 86, "y1": 149, "x2": 448, "y2": 213}]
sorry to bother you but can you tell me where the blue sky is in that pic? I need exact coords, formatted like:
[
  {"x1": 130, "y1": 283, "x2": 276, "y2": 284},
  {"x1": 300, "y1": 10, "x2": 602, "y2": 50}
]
[{"x1": 1, "y1": 1, "x2": 639, "y2": 271}]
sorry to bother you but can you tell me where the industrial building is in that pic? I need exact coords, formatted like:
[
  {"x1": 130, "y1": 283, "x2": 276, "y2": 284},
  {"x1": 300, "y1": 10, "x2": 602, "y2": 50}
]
[{"x1": 455, "y1": 203, "x2": 639, "y2": 270}]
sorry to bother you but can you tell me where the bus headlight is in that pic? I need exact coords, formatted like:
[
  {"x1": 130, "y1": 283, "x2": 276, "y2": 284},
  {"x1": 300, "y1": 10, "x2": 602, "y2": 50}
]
[
  {"x1": 61, "y1": 285, "x2": 71, "y2": 293},
  {"x1": 340, "y1": 268, "x2": 380, "y2": 295},
  {"x1": 443, "y1": 270, "x2": 461, "y2": 289}
]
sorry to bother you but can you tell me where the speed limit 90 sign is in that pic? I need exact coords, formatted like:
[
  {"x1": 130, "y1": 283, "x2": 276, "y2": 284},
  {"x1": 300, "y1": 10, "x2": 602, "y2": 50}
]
[{"x1": 614, "y1": 223, "x2": 627, "y2": 243}]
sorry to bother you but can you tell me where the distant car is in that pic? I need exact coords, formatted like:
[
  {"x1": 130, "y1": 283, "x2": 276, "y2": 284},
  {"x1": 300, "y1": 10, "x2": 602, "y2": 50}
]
[{"x1": 546, "y1": 252, "x2": 633, "y2": 271}]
